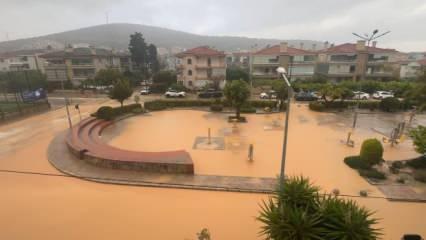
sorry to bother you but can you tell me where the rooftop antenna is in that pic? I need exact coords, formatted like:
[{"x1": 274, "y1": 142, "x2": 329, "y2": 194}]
[
  {"x1": 105, "y1": 11, "x2": 109, "y2": 24},
  {"x1": 352, "y1": 29, "x2": 391, "y2": 47}
]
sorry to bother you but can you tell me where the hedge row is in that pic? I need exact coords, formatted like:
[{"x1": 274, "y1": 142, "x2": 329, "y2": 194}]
[
  {"x1": 144, "y1": 99, "x2": 280, "y2": 112},
  {"x1": 309, "y1": 98, "x2": 413, "y2": 112},
  {"x1": 93, "y1": 103, "x2": 143, "y2": 120}
]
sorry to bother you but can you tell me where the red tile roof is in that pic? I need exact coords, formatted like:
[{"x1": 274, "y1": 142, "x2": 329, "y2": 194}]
[
  {"x1": 254, "y1": 45, "x2": 316, "y2": 55},
  {"x1": 418, "y1": 59, "x2": 426, "y2": 66},
  {"x1": 320, "y1": 43, "x2": 397, "y2": 54},
  {"x1": 176, "y1": 46, "x2": 225, "y2": 57}
]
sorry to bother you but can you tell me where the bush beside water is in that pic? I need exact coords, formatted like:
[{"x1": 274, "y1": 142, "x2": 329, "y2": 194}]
[{"x1": 94, "y1": 104, "x2": 143, "y2": 120}]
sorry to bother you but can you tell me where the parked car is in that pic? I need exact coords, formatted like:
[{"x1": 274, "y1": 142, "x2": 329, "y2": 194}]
[
  {"x1": 401, "y1": 234, "x2": 423, "y2": 240},
  {"x1": 372, "y1": 91, "x2": 394, "y2": 99},
  {"x1": 198, "y1": 89, "x2": 223, "y2": 98},
  {"x1": 140, "y1": 88, "x2": 151, "y2": 95},
  {"x1": 259, "y1": 90, "x2": 277, "y2": 99},
  {"x1": 295, "y1": 91, "x2": 318, "y2": 101},
  {"x1": 353, "y1": 91, "x2": 370, "y2": 100},
  {"x1": 165, "y1": 89, "x2": 186, "y2": 98}
]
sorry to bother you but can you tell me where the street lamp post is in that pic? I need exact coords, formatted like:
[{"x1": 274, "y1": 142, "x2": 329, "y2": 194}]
[{"x1": 277, "y1": 67, "x2": 292, "y2": 184}]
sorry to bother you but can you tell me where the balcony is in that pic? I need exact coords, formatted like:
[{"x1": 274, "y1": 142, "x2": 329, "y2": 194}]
[{"x1": 195, "y1": 64, "x2": 226, "y2": 69}]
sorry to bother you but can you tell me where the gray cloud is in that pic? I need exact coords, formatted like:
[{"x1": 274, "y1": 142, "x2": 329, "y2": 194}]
[{"x1": 0, "y1": 0, "x2": 425, "y2": 51}]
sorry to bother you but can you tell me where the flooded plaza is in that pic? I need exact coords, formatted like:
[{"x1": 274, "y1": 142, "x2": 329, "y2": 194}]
[{"x1": 0, "y1": 100, "x2": 425, "y2": 239}]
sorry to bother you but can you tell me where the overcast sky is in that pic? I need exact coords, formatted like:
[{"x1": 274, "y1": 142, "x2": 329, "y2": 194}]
[{"x1": 1, "y1": 0, "x2": 425, "y2": 51}]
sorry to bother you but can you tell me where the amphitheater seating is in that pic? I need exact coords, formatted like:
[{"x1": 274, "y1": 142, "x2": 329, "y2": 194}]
[{"x1": 66, "y1": 117, "x2": 194, "y2": 174}]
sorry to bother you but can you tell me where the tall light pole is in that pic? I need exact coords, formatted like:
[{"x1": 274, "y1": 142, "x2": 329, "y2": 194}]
[{"x1": 277, "y1": 67, "x2": 292, "y2": 184}]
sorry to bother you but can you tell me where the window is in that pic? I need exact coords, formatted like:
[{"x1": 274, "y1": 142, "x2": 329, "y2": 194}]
[
  {"x1": 188, "y1": 70, "x2": 193, "y2": 76},
  {"x1": 188, "y1": 81, "x2": 193, "y2": 86},
  {"x1": 350, "y1": 65, "x2": 356, "y2": 73},
  {"x1": 187, "y1": 58, "x2": 192, "y2": 65},
  {"x1": 207, "y1": 58, "x2": 212, "y2": 66},
  {"x1": 264, "y1": 68, "x2": 270, "y2": 74}
]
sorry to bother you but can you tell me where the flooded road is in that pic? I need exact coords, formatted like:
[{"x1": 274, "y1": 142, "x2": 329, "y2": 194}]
[{"x1": 0, "y1": 101, "x2": 425, "y2": 239}]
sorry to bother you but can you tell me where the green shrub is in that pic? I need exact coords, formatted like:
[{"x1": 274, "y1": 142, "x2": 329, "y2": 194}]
[
  {"x1": 210, "y1": 104, "x2": 223, "y2": 112},
  {"x1": 96, "y1": 106, "x2": 114, "y2": 120},
  {"x1": 95, "y1": 104, "x2": 142, "y2": 120},
  {"x1": 344, "y1": 156, "x2": 370, "y2": 169},
  {"x1": 406, "y1": 156, "x2": 426, "y2": 169},
  {"x1": 144, "y1": 99, "x2": 277, "y2": 112},
  {"x1": 240, "y1": 105, "x2": 256, "y2": 113},
  {"x1": 360, "y1": 139, "x2": 384, "y2": 166},
  {"x1": 358, "y1": 169, "x2": 386, "y2": 180},
  {"x1": 413, "y1": 169, "x2": 426, "y2": 183},
  {"x1": 379, "y1": 97, "x2": 401, "y2": 112},
  {"x1": 389, "y1": 166, "x2": 400, "y2": 174},
  {"x1": 309, "y1": 102, "x2": 326, "y2": 112}
]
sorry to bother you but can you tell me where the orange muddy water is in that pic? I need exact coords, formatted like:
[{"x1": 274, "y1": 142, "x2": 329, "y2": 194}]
[{"x1": 0, "y1": 100, "x2": 425, "y2": 239}]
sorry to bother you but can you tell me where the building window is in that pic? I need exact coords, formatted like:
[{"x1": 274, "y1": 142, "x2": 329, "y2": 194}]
[
  {"x1": 187, "y1": 58, "x2": 192, "y2": 65},
  {"x1": 188, "y1": 81, "x2": 193, "y2": 86},
  {"x1": 188, "y1": 70, "x2": 193, "y2": 76},
  {"x1": 264, "y1": 68, "x2": 270, "y2": 74},
  {"x1": 207, "y1": 58, "x2": 212, "y2": 66},
  {"x1": 350, "y1": 65, "x2": 356, "y2": 73}
]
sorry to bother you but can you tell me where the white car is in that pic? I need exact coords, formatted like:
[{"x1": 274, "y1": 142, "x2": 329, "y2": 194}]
[
  {"x1": 353, "y1": 91, "x2": 370, "y2": 100},
  {"x1": 165, "y1": 89, "x2": 186, "y2": 98},
  {"x1": 259, "y1": 90, "x2": 277, "y2": 99},
  {"x1": 140, "y1": 88, "x2": 150, "y2": 95},
  {"x1": 372, "y1": 91, "x2": 394, "y2": 99}
]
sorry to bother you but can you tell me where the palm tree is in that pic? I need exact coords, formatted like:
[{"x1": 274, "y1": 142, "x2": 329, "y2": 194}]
[{"x1": 258, "y1": 176, "x2": 381, "y2": 240}]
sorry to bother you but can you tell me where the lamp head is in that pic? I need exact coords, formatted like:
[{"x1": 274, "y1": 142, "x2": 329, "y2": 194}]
[{"x1": 276, "y1": 67, "x2": 287, "y2": 74}]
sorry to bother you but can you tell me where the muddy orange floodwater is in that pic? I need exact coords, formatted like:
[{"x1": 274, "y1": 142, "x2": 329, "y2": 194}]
[{"x1": 0, "y1": 102, "x2": 425, "y2": 239}]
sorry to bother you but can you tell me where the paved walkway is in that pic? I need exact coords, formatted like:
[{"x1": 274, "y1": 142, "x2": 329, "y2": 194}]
[{"x1": 48, "y1": 131, "x2": 276, "y2": 193}]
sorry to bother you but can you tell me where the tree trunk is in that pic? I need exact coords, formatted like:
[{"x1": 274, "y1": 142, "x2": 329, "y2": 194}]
[
  {"x1": 236, "y1": 107, "x2": 240, "y2": 119},
  {"x1": 120, "y1": 101, "x2": 124, "y2": 107}
]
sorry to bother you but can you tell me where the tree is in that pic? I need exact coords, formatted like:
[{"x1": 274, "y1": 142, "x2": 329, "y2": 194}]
[
  {"x1": 258, "y1": 176, "x2": 381, "y2": 240},
  {"x1": 108, "y1": 79, "x2": 133, "y2": 107},
  {"x1": 151, "y1": 70, "x2": 177, "y2": 92},
  {"x1": 226, "y1": 67, "x2": 249, "y2": 82},
  {"x1": 94, "y1": 69, "x2": 123, "y2": 86},
  {"x1": 147, "y1": 44, "x2": 160, "y2": 74},
  {"x1": 129, "y1": 32, "x2": 148, "y2": 71},
  {"x1": 319, "y1": 84, "x2": 345, "y2": 103},
  {"x1": 271, "y1": 81, "x2": 288, "y2": 108},
  {"x1": 223, "y1": 80, "x2": 250, "y2": 119},
  {"x1": 410, "y1": 126, "x2": 426, "y2": 155}
]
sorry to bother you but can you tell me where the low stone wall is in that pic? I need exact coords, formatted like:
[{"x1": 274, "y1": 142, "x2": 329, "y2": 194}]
[{"x1": 66, "y1": 117, "x2": 194, "y2": 174}]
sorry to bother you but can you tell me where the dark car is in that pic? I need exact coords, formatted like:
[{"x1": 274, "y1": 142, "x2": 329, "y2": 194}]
[
  {"x1": 401, "y1": 235, "x2": 423, "y2": 240},
  {"x1": 198, "y1": 89, "x2": 223, "y2": 98},
  {"x1": 294, "y1": 92, "x2": 318, "y2": 101}
]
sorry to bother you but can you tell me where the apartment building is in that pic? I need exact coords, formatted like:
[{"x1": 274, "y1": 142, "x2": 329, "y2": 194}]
[
  {"x1": 39, "y1": 46, "x2": 132, "y2": 86},
  {"x1": 316, "y1": 41, "x2": 401, "y2": 81},
  {"x1": 0, "y1": 49, "x2": 46, "y2": 72},
  {"x1": 251, "y1": 43, "x2": 317, "y2": 80},
  {"x1": 176, "y1": 46, "x2": 227, "y2": 89},
  {"x1": 226, "y1": 52, "x2": 250, "y2": 68},
  {"x1": 400, "y1": 59, "x2": 426, "y2": 79}
]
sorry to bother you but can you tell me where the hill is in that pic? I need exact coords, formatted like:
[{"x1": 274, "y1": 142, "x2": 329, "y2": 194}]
[{"x1": 0, "y1": 23, "x2": 323, "y2": 53}]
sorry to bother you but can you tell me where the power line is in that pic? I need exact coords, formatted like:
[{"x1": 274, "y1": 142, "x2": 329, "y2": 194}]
[{"x1": 0, "y1": 169, "x2": 388, "y2": 200}]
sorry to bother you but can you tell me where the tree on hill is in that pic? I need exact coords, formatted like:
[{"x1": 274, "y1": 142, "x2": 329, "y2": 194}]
[
  {"x1": 224, "y1": 79, "x2": 250, "y2": 119},
  {"x1": 258, "y1": 176, "x2": 381, "y2": 240},
  {"x1": 108, "y1": 79, "x2": 133, "y2": 107}
]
